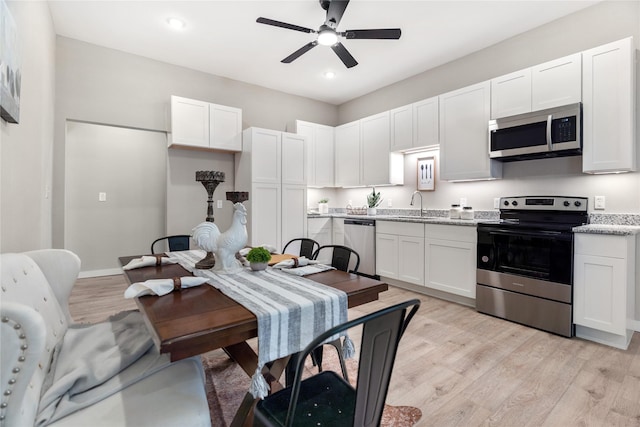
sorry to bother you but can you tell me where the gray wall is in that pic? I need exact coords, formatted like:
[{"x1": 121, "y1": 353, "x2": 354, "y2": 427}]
[
  {"x1": 322, "y1": 0, "x2": 640, "y2": 214},
  {"x1": 53, "y1": 37, "x2": 339, "y2": 249},
  {"x1": 0, "y1": 1, "x2": 56, "y2": 253}
]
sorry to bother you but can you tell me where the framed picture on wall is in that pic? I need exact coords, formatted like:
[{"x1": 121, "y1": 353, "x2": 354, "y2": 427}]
[
  {"x1": 417, "y1": 156, "x2": 435, "y2": 191},
  {"x1": 0, "y1": 0, "x2": 21, "y2": 123}
]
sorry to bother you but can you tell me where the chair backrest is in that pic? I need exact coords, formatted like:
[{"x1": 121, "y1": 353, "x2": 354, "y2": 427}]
[
  {"x1": 150, "y1": 235, "x2": 191, "y2": 254},
  {"x1": 282, "y1": 238, "x2": 319, "y2": 259},
  {"x1": 312, "y1": 245, "x2": 360, "y2": 273},
  {"x1": 282, "y1": 299, "x2": 421, "y2": 426}
]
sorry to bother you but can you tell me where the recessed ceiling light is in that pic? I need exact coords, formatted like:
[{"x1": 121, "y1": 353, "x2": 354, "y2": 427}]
[
  {"x1": 324, "y1": 71, "x2": 336, "y2": 79},
  {"x1": 167, "y1": 18, "x2": 186, "y2": 30}
]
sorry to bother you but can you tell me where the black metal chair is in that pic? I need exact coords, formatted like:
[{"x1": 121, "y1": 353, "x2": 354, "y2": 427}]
[
  {"x1": 282, "y1": 238, "x2": 320, "y2": 259},
  {"x1": 150, "y1": 235, "x2": 191, "y2": 254},
  {"x1": 312, "y1": 245, "x2": 360, "y2": 273},
  {"x1": 254, "y1": 299, "x2": 421, "y2": 427}
]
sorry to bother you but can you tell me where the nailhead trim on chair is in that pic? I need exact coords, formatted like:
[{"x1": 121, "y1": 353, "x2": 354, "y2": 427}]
[{"x1": 0, "y1": 316, "x2": 27, "y2": 423}]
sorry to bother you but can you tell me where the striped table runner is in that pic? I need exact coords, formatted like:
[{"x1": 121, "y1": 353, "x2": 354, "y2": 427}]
[{"x1": 168, "y1": 250, "x2": 348, "y2": 398}]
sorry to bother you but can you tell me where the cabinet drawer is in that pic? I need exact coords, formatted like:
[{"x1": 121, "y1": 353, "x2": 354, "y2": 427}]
[
  {"x1": 425, "y1": 224, "x2": 476, "y2": 243},
  {"x1": 377, "y1": 221, "x2": 424, "y2": 237},
  {"x1": 574, "y1": 234, "x2": 630, "y2": 258}
]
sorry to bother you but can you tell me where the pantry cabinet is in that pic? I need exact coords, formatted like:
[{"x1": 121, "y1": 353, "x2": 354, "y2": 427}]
[
  {"x1": 169, "y1": 95, "x2": 242, "y2": 152},
  {"x1": 424, "y1": 224, "x2": 477, "y2": 299},
  {"x1": 573, "y1": 233, "x2": 636, "y2": 350},
  {"x1": 439, "y1": 81, "x2": 502, "y2": 181},
  {"x1": 236, "y1": 128, "x2": 307, "y2": 250},
  {"x1": 582, "y1": 37, "x2": 636, "y2": 173},
  {"x1": 376, "y1": 221, "x2": 424, "y2": 285},
  {"x1": 296, "y1": 120, "x2": 335, "y2": 187}
]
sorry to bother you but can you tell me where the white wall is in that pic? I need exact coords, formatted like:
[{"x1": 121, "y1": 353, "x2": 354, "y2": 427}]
[{"x1": 0, "y1": 1, "x2": 56, "y2": 252}]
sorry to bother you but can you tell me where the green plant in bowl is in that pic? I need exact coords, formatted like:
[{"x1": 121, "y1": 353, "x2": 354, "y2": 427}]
[
  {"x1": 367, "y1": 187, "x2": 383, "y2": 208},
  {"x1": 246, "y1": 247, "x2": 272, "y2": 271}
]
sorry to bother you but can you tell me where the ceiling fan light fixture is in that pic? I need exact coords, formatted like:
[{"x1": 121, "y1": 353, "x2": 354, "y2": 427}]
[{"x1": 317, "y1": 28, "x2": 338, "y2": 46}]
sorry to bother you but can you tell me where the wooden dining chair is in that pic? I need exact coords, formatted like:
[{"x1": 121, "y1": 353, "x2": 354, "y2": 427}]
[
  {"x1": 312, "y1": 244, "x2": 360, "y2": 273},
  {"x1": 150, "y1": 235, "x2": 191, "y2": 254},
  {"x1": 254, "y1": 299, "x2": 421, "y2": 427},
  {"x1": 282, "y1": 238, "x2": 319, "y2": 259}
]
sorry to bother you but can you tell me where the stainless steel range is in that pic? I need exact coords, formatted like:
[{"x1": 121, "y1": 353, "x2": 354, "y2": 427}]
[{"x1": 476, "y1": 196, "x2": 588, "y2": 337}]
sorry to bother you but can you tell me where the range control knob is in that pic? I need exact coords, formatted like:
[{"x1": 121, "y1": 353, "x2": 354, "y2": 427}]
[
  {"x1": 563, "y1": 201, "x2": 570, "y2": 207},
  {"x1": 574, "y1": 201, "x2": 582, "y2": 207},
  {"x1": 503, "y1": 200, "x2": 510, "y2": 206},
  {"x1": 512, "y1": 201, "x2": 518, "y2": 207}
]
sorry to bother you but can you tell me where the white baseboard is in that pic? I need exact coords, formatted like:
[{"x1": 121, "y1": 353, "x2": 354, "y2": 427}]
[{"x1": 78, "y1": 268, "x2": 123, "y2": 278}]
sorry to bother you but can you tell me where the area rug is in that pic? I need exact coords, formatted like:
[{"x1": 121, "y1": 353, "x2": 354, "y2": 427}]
[{"x1": 202, "y1": 348, "x2": 422, "y2": 426}]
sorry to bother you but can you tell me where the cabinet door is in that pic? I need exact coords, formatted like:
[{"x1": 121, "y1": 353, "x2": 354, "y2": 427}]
[
  {"x1": 282, "y1": 132, "x2": 306, "y2": 185},
  {"x1": 439, "y1": 81, "x2": 501, "y2": 181},
  {"x1": 170, "y1": 96, "x2": 209, "y2": 148},
  {"x1": 376, "y1": 233, "x2": 398, "y2": 278},
  {"x1": 425, "y1": 238, "x2": 476, "y2": 298},
  {"x1": 361, "y1": 111, "x2": 391, "y2": 185},
  {"x1": 335, "y1": 121, "x2": 361, "y2": 187},
  {"x1": 308, "y1": 217, "x2": 332, "y2": 263},
  {"x1": 531, "y1": 53, "x2": 581, "y2": 111},
  {"x1": 574, "y1": 253, "x2": 626, "y2": 335},
  {"x1": 250, "y1": 183, "x2": 281, "y2": 249},
  {"x1": 413, "y1": 96, "x2": 439, "y2": 148},
  {"x1": 281, "y1": 185, "x2": 307, "y2": 249},
  {"x1": 491, "y1": 68, "x2": 532, "y2": 119},
  {"x1": 251, "y1": 128, "x2": 281, "y2": 183},
  {"x1": 398, "y1": 236, "x2": 424, "y2": 285},
  {"x1": 390, "y1": 105, "x2": 413, "y2": 151},
  {"x1": 209, "y1": 104, "x2": 242, "y2": 152},
  {"x1": 582, "y1": 38, "x2": 635, "y2": 173},
  {"x1": 332, "y1": 218, "x2": 344, "y2": 246},
  {"x1": 314, "y1": 125, "x2": 335, "y2": 187},
  {"x1": 296, "y1": 121, "x2": 316, "y2": 186}
]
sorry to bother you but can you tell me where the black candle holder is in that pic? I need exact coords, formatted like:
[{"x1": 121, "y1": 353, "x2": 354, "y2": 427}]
[{"x1": 194, "y1": 171, "x2": 225, "y2": 269}]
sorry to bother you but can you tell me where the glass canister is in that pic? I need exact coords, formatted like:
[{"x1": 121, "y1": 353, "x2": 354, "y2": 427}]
[
  {"x1": 461, "y1": 206, "x2": 474, "y2": 220},
  {"x1": 449, "y1": 204, "x2": 461, "y2": 219}
]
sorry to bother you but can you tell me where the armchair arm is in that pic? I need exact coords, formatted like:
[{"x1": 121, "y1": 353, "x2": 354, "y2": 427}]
[{"x1": 25, "y1": 250, "x2": 81, "y2": 323}]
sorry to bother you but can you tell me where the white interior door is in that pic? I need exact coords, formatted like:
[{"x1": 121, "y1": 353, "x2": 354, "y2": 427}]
[{"x1": 65, "y1": 122, "x2": 167, "y2": 276}]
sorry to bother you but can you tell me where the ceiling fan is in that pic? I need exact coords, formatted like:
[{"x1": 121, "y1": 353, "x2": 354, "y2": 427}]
[{"x1": 256, "y1": 0, "x2": 401, "y2": 69}]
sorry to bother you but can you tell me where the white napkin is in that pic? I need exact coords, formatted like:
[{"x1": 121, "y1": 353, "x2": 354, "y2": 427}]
[
  {"x1": 122, "y1": 255, "x2": 178, "y2": 270},
  {"x1": 124, "y1": 276, "x2": 209, "y2": 298},
  {"x1": 279, "y1": 264, "x2": 336, "y2": 277},
  {"x1": 272, "y1": 256, "x2": 316, "y2": 269}
]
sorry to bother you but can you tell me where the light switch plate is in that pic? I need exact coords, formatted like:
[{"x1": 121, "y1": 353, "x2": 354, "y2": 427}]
[
  {"x1": 217, "y1": 200, "x2": 223, "y2": 208},
  {"x1": 387, "y1": 199, "x2": 392, "y2": 207},
  {"x1": 493, "y1": 198, "x2": 500, "y2": 209},
  {"x1": 594, "y1": 196, "x2": 606, "y2": 210},
  {"x1": 460, "y1": 198, "x2": 467, "y2": 207},
  {"x1": 98, "y1": 192, "x2": 107, "y2": 202}
]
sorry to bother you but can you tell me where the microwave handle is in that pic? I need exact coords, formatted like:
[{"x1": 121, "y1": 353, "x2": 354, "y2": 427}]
[{"x1": 546, "y1": 114, "x2": 553, "y2": 149}]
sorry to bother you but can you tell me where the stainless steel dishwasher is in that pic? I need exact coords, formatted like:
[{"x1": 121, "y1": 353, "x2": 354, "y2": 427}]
[{"x1": 344, "y1": 218, "x2": 377, "y2": 278}]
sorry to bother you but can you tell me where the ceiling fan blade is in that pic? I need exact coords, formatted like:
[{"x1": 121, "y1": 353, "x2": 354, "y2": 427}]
[
  {"x1": 282, "y1": 41, "x2": 319, "y2": 63},
  {"x1": 331, "y1": 42, "x2": 358, "y2": 68},
  {"x1": 343, "y1": 29, "x2": 402, "y2": 39},
  {"x1": 256, "y1": 17, "x2": 314, "y2": 34},
  {"x1": 325, "y1": 0, "x2": 350, "y2": 29}
]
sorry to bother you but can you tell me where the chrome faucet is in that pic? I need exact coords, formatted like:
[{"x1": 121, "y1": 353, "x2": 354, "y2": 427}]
[{"x1": 410, "y1": 191, "x2": 424, "y2": 217}]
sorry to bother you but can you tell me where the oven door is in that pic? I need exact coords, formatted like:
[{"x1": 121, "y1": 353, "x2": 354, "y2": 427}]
[{"x1": 477, "y1": 224, "x2": 574, "y2": 285}]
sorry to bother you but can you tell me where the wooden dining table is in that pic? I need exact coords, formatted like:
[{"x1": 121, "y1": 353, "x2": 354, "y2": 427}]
[{"x1": 119, "y1": 254, "x2": 388, "y2": 426}]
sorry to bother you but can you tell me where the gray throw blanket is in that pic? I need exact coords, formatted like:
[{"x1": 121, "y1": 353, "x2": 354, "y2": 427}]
[{"x1": 36, "y1": 310, "x2": 171, "y2": 426}]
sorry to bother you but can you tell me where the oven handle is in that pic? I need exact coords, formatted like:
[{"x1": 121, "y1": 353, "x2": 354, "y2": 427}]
[{"x1": 484, "y1": 228, "x2": 572, "y2": 240}]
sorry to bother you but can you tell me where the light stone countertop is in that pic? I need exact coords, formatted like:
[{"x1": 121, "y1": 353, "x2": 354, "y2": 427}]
[{"x1": 572, "y1": 224, "x2": 640, "y2": 236}]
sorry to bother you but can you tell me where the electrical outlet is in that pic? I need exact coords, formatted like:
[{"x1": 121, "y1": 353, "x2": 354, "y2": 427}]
[
  {"x1": 460, "y1": 198, "x2": 467, "y2": 207},
  {"x1": 594, "y1": 196, "x2": 606, "y2": 210},
  {"x1": 98, "y1": 192, "x2": 107, "y2": 202},
  {"x1": 493, "y1": 198, "x2": 500, "y2": 209},
  {"x1": 217, "y1": 200, "x2": 223, "y2": 209},
  {"x1": 387, "y1": 199, "x2": 392, "y2": 207}
]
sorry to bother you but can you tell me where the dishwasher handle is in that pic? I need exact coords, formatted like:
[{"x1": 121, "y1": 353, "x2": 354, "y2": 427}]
[{"x1": 344, "y1": 218, "x2": 376, "y2": 226}]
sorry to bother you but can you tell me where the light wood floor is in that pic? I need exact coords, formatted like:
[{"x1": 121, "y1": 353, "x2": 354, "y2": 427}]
[{"x1": 70, "y1": 275, "x2": 640, "y2": 426}]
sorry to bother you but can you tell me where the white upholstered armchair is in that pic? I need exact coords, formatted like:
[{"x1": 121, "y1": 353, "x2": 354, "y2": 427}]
[{"x1": 0, "y1": 249, "x2": 211, "y2": 427}]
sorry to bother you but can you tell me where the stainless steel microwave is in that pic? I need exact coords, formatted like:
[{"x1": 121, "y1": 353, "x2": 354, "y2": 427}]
[{"x1": 489, "y1": 103, "x2": 582, "y2": 161}]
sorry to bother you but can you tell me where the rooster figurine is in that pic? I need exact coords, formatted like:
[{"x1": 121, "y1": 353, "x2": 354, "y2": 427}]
[{"x1": 192, "y1": 202, "x2": 248, "y2": 273}]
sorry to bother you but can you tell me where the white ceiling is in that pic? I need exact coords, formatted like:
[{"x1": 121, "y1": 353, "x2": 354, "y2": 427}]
[{"x1": 47, "y1": 0, "x2": 599, "y2": 105}]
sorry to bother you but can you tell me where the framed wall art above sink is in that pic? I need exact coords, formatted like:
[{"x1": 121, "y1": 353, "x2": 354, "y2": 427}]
[{"x1": 417, "y1": 156, "x2": 435, "y2": 191}]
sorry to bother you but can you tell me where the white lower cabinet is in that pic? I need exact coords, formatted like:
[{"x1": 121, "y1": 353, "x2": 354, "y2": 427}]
[
  {"x1": 424, "y1": 224, "x2": 477, "y2": 299},
  {"x1": 573, "y1": 233, "x2": 636, "y2": 349},
  {"x1": 376, "y1": 221, "x2": 424, "y2": 286},
  {"x1": 332, "y1": 218, "x2": 344, "y2": 246},
  {"x1": 308, "y1": 217, "x2": 332, "y2": 263}
]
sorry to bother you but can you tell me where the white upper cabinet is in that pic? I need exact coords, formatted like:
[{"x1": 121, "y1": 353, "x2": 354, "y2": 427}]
[
  {"x1": 361, "y1": 111, "x2": 403, "y2": 186},
  {"x1": 531, "y1": 53, "x2": 582, "y2": 111},
  {"x1": 413, "y1": 96, "x2": 439, "y2": 149},
  {"x1": 170, "y1": 95, "x2": 242, "y2": 152},
  {"x1": 582, "y1": 37, "x2": 636, "y2": 173},
  {"x1": 250, "y1": 128, "x2": 281, "y2": 183},
  {"x1": 296, "y1": 120, "x2": 335, "y2": 187},
  {"x1": 335, "y1": 120, "x2": 361, "y2": 187},
  {"x1": 390, "y1": 105, "x2": 413, "y2": 151},
  {"x1": 491, "y1": 68, "x2": 532, "y2": 119},
  {"x1": 281, "y1": 132, "x2": 307, "y2": 185},
  {"x1": 439, "y1": 81, "x2": 502, "y2": 181}
]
